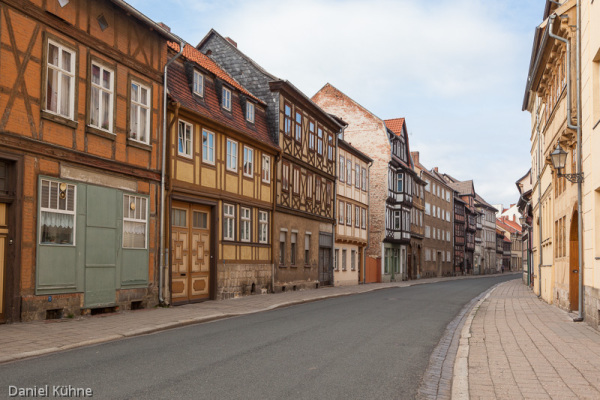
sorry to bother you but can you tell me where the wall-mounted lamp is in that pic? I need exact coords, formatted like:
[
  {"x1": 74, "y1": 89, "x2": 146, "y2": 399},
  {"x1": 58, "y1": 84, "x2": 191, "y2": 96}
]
[{"x1": 550, "y1": 143, "x2": 583, "y2": 183}]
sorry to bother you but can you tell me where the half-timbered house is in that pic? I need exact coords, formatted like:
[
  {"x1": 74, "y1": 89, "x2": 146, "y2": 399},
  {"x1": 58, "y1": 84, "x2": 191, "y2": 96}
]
[
  {"x1": 198, "y1": 30, "x2": 341, "y2": 291},
  {"x1": 164, "y1": 43, "x2": 278, "y2": 302},
  {"x1": 312, "y1": 84, "x2": 415, "y2": 282},
  {"x1": 0, "y1": 0, "x2": 179, "y2": 322}
]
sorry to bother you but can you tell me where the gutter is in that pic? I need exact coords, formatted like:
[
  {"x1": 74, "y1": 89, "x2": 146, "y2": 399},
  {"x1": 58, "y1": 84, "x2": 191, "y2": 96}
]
[{"x1": 159, "y1": 41, "x2": 185, "y2": 304}]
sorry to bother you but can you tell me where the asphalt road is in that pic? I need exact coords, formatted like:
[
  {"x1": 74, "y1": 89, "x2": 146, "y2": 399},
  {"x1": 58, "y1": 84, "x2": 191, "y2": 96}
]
[{"x1": 0, "y1": 275, "x2": 518, "y2": 400}]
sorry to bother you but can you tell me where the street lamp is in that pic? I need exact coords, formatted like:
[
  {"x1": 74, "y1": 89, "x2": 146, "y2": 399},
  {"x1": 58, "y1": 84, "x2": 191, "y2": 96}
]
[{"x1": 550, "y1": 143, "x2": 583, "y2": 183}]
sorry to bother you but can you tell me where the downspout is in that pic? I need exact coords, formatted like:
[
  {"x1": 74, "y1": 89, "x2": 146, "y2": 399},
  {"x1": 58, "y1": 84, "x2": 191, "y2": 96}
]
[
  {"x1": 549, "y1": 12, "x2": 584, "y2": 320},
  {"x1": 365, "y1": 160, "x2": 373, "y2": 284},
  {"x1": 271, "y1": 152, "x2": 281, "y2": 293},
  {"x1": 332, "y1": 129, "x2": 340, "y2": 286},
  {"x1": 159, "y1": 41, "x2": 185, "y2": 304}
]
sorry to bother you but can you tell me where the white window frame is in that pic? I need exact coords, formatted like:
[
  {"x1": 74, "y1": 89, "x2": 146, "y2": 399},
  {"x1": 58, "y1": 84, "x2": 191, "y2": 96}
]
[
  {"x1": 222, "y1": 86, "x2": 231, "y2": 111},
  {"x1": 339, "y1": 200, "x2": 344, "y2": 224},
  {"x1": 240, "y1": 207, "x2": 251, "y2": 242},
  {"x1": 262, "y1": 155, "x2": 271, "y2": 183},
  {"x1": 122, "y1": 194, "x2": 148, "y2": 249},
  {"x1": 259, "y1": 211, "x2": 268, "y2": 244},
  {"x1": 202, "y1": 129, "x2": 215, "y2": 164},
  {"x1": 339, "y1": 156, "x2": 345, "y2": 182},
  {"x1": 178, "y1": 120, "x2": 193, "y2": 159},
  {"x1": 39, "y1": 179, "x2": 77, "y2": 246},
  {"x1": 224, "y1": 203, "x2": 235, "y2": 241},
  {"x1": 346, "y1": 160, "x2": 352, "y2": 184},
  {"x1": 193, "y1": 70, "x2": 204, "y2": 96},
  {"x1": 346, "y1": 203, "x2": 352, "y2": 225},
  {"x1": 129, "y1": 81, "x2": 151, "y2": 144},
  {"x1": 226, "y1": 139, "x2": 238, "y2": 172},
  {"x1": 361, "y1": 208, "x2": 366, "y2": 229},
  {"x1": 355, "y1": 163, "x2": 360, "y2": 188},
  {"x1": 397, "y1": 173, "x2": 403, "y2": 192},
  {"x1": 243, "y1": 146, "x2": 254, "y2": 177},
  {"x1": 246, "y1": 101, "x2": 255, "y2": 123},
  {"x1": 355, "y1": 205, "x2": 360, "y2": 228},
  {"x1": 89, "y1": 61, "x2": 114, "y2": 132},
  {"x1": 45, "y1": 39, "x2": 76, "y2": 120}
]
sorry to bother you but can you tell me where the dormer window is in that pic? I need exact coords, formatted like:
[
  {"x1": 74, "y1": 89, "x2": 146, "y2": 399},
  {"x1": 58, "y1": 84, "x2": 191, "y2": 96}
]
[
  {"x1": 222, "y1": 87, "x2": 231, "y2": 111},
  {"x1": 193, "y1": 70, "x2": 203, "y2": 96},
  {"x1": 246, "y1": 101, "x2": 255, "y2": 123}
]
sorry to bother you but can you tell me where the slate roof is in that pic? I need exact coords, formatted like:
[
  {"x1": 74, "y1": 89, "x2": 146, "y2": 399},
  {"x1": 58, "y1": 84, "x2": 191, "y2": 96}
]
[
  {"x1": 475, "y1": 193, "x2": 497, "y2": 211},
  {"x1": 166, "y1": 44, "x2": 277, "y2": 150},
  {"x1": 446, "y1": 179, "x2": 474, "y2": 196}
]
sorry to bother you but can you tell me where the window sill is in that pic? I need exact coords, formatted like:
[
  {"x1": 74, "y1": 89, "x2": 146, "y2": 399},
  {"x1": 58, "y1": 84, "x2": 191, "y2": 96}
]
[
  {"x1": 304, "y1": 264, "x2": 311, "y2": 268},
  {"x1": 41, "y1": 110, "x2": 78, "y2": 129},
  {"x1": 127, "y1": 139, "x2": 152, "y2": 152},
  {"x1": 86, "y1": 125, "x2": 116, "y2": 140}
]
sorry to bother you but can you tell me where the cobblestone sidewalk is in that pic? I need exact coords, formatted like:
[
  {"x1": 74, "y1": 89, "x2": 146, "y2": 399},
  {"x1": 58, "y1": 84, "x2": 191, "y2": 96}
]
[{"x1": 465, "y1": 279, "x2": 600, "y2": 400}]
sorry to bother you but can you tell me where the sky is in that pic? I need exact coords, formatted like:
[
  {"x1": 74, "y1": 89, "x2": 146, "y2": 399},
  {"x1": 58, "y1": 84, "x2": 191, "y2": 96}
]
[{"x1": 129, "y1": 0, "x2": 543, "y2": 208}]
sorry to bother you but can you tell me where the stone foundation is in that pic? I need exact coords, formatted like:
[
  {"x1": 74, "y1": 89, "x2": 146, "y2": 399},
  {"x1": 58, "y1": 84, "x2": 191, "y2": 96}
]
[
  {"x1": 273, "y1": 279, "x2": 320, "y2": 293},
  {"x1": 20, "y1": 286, "x2": 158, "y2": 322},
  {"x1": 584, "y1": 285, "x2": 600, "y2": 331},
  {"x1": 217, "y1": 263, "x2": 272, "y2": 300}
]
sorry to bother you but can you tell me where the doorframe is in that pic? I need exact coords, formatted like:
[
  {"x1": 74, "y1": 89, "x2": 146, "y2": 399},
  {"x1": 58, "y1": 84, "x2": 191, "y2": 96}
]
[
  {"x1": 569, "y1": 208, "x2": 579, "y2": 311},
  {"x1": 169, "y1": 194, "x2": 218, "y2": 303},
  {"x1": 0, "y1": 152, "x2": 22, "y2": 323}
]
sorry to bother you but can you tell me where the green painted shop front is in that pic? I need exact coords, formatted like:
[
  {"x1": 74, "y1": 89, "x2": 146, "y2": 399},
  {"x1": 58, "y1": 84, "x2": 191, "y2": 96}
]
[{"x1": 35, "y1": 177, "x2": 149, "y2": 309}]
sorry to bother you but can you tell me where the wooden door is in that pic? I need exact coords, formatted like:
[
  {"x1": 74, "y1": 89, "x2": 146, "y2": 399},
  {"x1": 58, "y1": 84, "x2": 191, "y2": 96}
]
[
  {"x1": 171, "y1": 202, "x2": 211, "y2": 303},
  {"x1": 569, "y1": 213, "x2": 579, "y2": 311},
  {"x1": 0, "y1": 203, "x2": 7, "y2": 322},
  {"x1": 319, "y1": 247, "x2": 331, "y2": 286}
]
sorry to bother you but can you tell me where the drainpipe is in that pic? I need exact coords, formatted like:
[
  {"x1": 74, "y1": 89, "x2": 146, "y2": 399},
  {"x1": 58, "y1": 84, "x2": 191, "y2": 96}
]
[
  {"x1": 159, "y1": 41, "x2": 185, "y2": 304},
  {"x1": 549, "y1": 12, "x2": 584, "y2": 320},
  {"x1": 332, "y1": 129, "x2": 340, "y2": 287},
  {"x1": 365, "y1": 160, "x2": 373, "y2": 284},
  {"x1": 536, "y1": 99, "x2": 543, "y2": 298},
  {"x1": 271, "y1": 152, "x2": 280, "y2": 293}
]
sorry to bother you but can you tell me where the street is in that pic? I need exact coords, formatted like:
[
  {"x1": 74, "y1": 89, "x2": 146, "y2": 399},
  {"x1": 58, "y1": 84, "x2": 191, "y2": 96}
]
[{"x1": 0, "y1": 275, "x2": 517, "y2": 400}]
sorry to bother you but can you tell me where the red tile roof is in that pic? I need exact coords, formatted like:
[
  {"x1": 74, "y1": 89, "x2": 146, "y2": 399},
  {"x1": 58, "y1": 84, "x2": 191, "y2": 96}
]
[
  {"x1": 167, "y1": 51, "x2": 277, "y2": 150},
  {"x1": 384, "y1": 118, "x2": 405, "y2": 136},
  {"x1": 168, "y1": 42, "x2": 264, "y2": 105}
]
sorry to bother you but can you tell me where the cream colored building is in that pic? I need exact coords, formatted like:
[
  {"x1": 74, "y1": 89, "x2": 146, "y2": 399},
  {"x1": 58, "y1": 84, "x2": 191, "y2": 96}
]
[
  {"x1": 334, "y1": 139, "x2": 372, "y2": 285},
  {"x1": 523, "y1": 0, "x2": 600, "y2": 329}
]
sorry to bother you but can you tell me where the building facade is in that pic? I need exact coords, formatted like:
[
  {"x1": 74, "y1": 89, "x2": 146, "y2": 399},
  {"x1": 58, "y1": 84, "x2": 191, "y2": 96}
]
[
  {"x1": 0, "y1": 0, "x2": 180, "y2": 322},
  {"x1": 475, "y1": 194, "x2": 498, "y2": 275},
  {"x1": 165, "y1": 43, "x2": 278, "y2": 302},
  {"x1": 334, "y1": 139, "x2": 372, "y2": 285},
  {"x1": 198, "y1": 31, "x2": 341, "y2": 291}
]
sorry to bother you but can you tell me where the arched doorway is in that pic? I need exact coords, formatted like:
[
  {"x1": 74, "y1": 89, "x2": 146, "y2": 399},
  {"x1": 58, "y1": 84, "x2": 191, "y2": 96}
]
[{"x1": 569, "y1": 209, "x2": 579, "y2": 311}]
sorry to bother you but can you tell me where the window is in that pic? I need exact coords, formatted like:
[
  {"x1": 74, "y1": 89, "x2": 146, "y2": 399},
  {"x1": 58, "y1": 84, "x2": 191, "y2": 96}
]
[
  {"x1": 284, "y1": 103, "x2": 292, "y2": 136},
  {"x1": 291, "y1": 232, "x2": 297, "y2": 265},
  {"x1": 394, "y1": 210, "x2": 401, "y2": 230},
  {"x1": 355, "y1": 163, "x2": 360, "y2": 188},
  {"x1": 223, "y1": 204, "x2": 235, "y2": 241},
  {"x1": 447, "y1": 251, "x2": 451, "y2": 262},
  {"x1": 328, "y1": 135, "x2": 334, "y2": 161},
  {"x1": 90, "y1": 61, "x2": 114, "y2": 132},
  {"x1": 246, "y1": 101, "x2": 255, "y2": 123},
  {"x1": 342, "y1": 249, "x2": 347, "y2": 271},
  {"x1": 362, "y1": 168, "x2": 367, "y2": 191},
  {"x1": 259, "y1": 211, "x2": 268, "y2": 243},
  {"x1": 202, "y1": 130, "x2": 215, "y2": 164},
  {"x1": 226, "y1": 139, "x2": 238, "y2": 171},
  {"x1": 339, "y1": 200, "x2": 344, "y2": 224},
  {"x1": 397, "y1": 173, "x2": 403, "y2": 192},
  {"x1": 243, "y1": 146, "x2": 254, "y2": 177},
  {"x1": 240, "y1": 207, "x2": 251, "y2": 242},
  {"x1": 361, "y1": 208, "x2": 366, "y2": 229},
  {"x1": 339, "y1": 156, "x2": 345, "y2": 182},
  {"x1": 171, "y1": 208, "x2": 186, "y2": 227},
  {"x1": 425, "y1": 226, "x2": 430, "y2": 238},
  {"x1": 432, "y1": 205, "x2": 436, "y2": 218},
  {"x1": 307, "y1": 172, "x2": 313, "y2": 198},
  {"x1": 316, "y1": 177, "x2": 321, "y2": 202},
  {"x1": 193, "y1": 70, "x2": 203, "y2": 96},
  {"x1": 178, "y1": 120, "x2": 192, "y2": 158},
  {"x1": 346, "y1": 160, "x2": 352, "y2": 184},
  {"x1": 282, "y1": 162, "x2": 290, "y2": 192},
  {"x1": 295, "y1": 111, "x2": 302, "y2": 142},
  {"x1": 123, "y1": 194, "x2": 147, "y2": 248},
  {"x1": 193, "y1": 211, "x2": 208, "y2": 229},
  {"x1": 262, "y1": 155, "x2": 271, "y2": 183},
  {"x1": 130, "y1": 81, "x2": 150, "y2": 144},
  {"x1": 39, "y1": 179, "x2": 76, "y2": 245},
  {"x1": 425, "y1": 249, "x2": 431, "y2": 261},
  {"x1": 317, "y1": 127, "x2": 323, "y2": 155},
  {"x1": 309, "y1": 120, "x2": 315, "y2": 150},
  {"x1": 45, "y1": 39, "x2": 75, "y2": 119},
  {"x1": 346, "y1": 203, "x2": 352, "y2": 225},
  {"x1": 351, "y1": 250, "x2": 356, "y2": 271},
  {"x1": 293, "y1": 167, "x2": 300, "y2": 195},
  {"x1": 425, "y1": 202, "x2": 430, "y2": 215},
  {"x1": 447, "y1": 231, "x2": 450, "y2": 241},
  {"x1": 334, "y1": 249, "x2": 339, "y2": 270},
  {"x1": 305, "y1": 234, "x2": 311, "y2": 264},
  {"x1": 355, "y1": 206, "x2": 360, "y2": 228},
  {"x1": 279, "y1": 231, "x2": 286, "y2": 264},
  {"x1": 222, "y1": 87, "x2": 231, "y2": 110}
]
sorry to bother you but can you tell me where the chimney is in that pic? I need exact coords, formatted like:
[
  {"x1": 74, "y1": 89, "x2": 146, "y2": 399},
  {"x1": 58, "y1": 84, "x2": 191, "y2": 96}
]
[
  {"x1": 411, "y1": 152, "x2": 419, "y2": 166},
  {"x1": 434, "y1": 167, "x2": 439, "y2": 173},
  {"x1": 512, "y1": 215, "x2": 515, "y2": 222},
  {"x1": 157, "y1": 22, "x2": 171, "y2": 32},
  {"x1": 225, "y1": 37, "x2": 237, "y2": 48}
]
